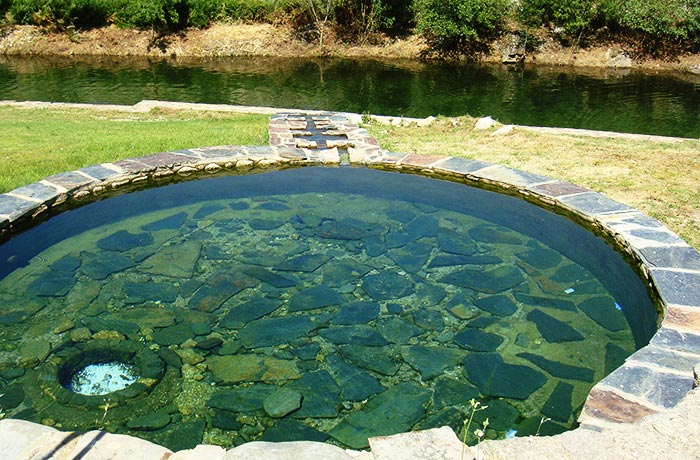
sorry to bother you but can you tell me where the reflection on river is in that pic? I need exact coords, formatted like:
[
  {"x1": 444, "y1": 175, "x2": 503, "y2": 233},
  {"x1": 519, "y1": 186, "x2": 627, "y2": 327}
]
[{"x1": 1, "y1": 55, "x2": 699, "y2": 137}]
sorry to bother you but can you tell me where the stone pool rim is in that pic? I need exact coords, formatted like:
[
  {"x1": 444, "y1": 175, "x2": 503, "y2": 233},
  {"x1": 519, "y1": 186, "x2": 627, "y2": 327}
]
[{"x1": 1, "y1": 110, "x2": 699, "y2": 459}]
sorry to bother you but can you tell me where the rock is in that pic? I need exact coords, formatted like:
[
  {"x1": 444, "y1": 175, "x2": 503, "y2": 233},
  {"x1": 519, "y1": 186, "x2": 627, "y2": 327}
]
[
  {"x1": 463, "y1": 352, "x2": 547, "y2": 399},
  {"x1": 376, "y1": 317, "x2": 421, "y2": 344},
  {"x1": 437, "y1": 228, "x2": 477, "y2": 256},
  {"x1": 0, "y1": 384, "x2": 25, "y2": 409},
  {"x1": 81, "y1": 316, "x2": 140, "y2": 336},
  {"x1": 326, "y1": 355, "x2": 384, "y2": 401},
  {"x1": 243, "y1": 266, "x2": 297, "y2": 288},
  {"x1": 432, "y1": 376, "x2": 479, "y2": 409},
  {"x1": 469, "y1": 226, "x2": 522, "y2": 245},
  {"x1": 605, "y1": 342, "x2": 630, "y2": 374},
  {"x1": 70, "y1": 327, "x2": 93, "y2": 342},
  {"x1": 207, "y1": 385, "x2": 275, "y2": 413},
  {"x1": 188, "y1": 270, "x2": 256, "y2": 312},
  {"x1": 140, "y1": 211, "x2": 188, "y2": 231},
  {"x1": 285, "y1": 370, "x2": 343, "y2": 418},
  {"x1": 362, "y1": 272, "x2": 415, "y2": 301},
  {"x1": 161, "y1": 419, "x2": 205, "y2": 452},
  {"x1": 514, "y1": 292, "x2": 577, "y2": 312},
  {"x1": 275, "y1": 253, "x2": 330, "y2": 272},
  {"x1": 115, "y1": 306, "x2": 176, "y2": 328},
  {"x1": 454, "y1": 328, "x2": 504, "y2": 351},
  {"x1": 127, "y1": 413, "x2": 171, "y2": 431},
  {"x1": 219, "y1": 298, "x2": 282, "y2": 328},
  {"x1": 475, "y1": 295, "x2": 518, "y2": 316},
  {"x1": 541, "y1": 381, "x2": 574, "y2": 422},
  {"x1": 250, "y1": 218, "x2": 285, "y2": 230},
  {"x1": 289, "y1": 285, "x2": 345, "y2": 312},
  {"x1": 169, "y1": 445, "x2": 226, "y2": 460},
  {"x1": 517, "y1": 351, "x2": 595, "y2": 382},
  {"x1": 153, "y1": 323, "x2": 192, "y2": 346},
  {"x1": 237, "y1": 316, "x2": 320, "y2": 348},
  {"x1": 141, "y1": 242, "x2": 201, "y2": 279},
  {"x1": 404, "y1": 215, "x2": 439, "y2": 238},
  {"x1": 29, "y1": 270, "x2": 76, "y2": 297},
  {"x1": 50, "y1": 254, "x2": 81, "y2": 273},
  {"x1": 81, "y1": 252, "x2": 135, "y2": 280},
  {"x1": 207, "y1": 354, "x2": 300, "y2": 384},
  {"x1": 411, "y1": 309, "x2": 444, "y2": 331},
  {"x1": 313, "y1": 218, "x2": 371, "y2": 240},
  {"x1": 338, "y1": 345, "x2": 399, "y2": 376},
  {"x1": 474, "y1": 116, "x2": 496, "y2": 130},
  {"x1": 387, "y1": 242, "x2": 432, "y2": 274},
  {"x1": 492, "y1": 125, "x2": 515, "y2": 136},
  {"x1": 53, "y1": 320, "x2": 75, "y2": 334},
  {"x1": 472, "y1": 399, "x2": 520, "y2": 431},
  {"x1": 579, "y1": 296, "x2": 629, "y2": 332},
  {"x1": 527, "y1": 309, "x2": 584, "y2": 343},
  {"x1": 328, "y1": 383, "x2": 432, "y2": 449},
  {"x1": 92, "y1": 330, "x2": 125, "y2": 340},
  {"x1": 18, "y1": 339, "x2": 51, "y2": 367},
  {"x1": 260, "y1": 420, "x2": 329, "y2": 443},
  {"x1": 320, "y1": 325, "x2": 388, "y2": 346},
  {"x1": 194, "y1": 203, "x2": 226, "y2": 219},
  {"x1": 320, "y1": 260, "x2": 372, "y2": 287},
  {"x1": 606, "y1": 49, "x2": 633, "y2": 68},
  {"x1": 439, "y1": 266, "x2": 524, "y2": 293},
  {"x1": 516, "y1": 248, "x2": 563, "y2": 270},
  {"x1": 226, "y1": 441, "x2": 354, "y2": 460},
  {"x1": 263, "y1": 388, "x2": 304, "y2": 418},
  {"x1": 123, "y1": 281, "x2": 179, "y2": 304},
  {"x1": 400, "y1": 345, "x2": 463, "y2": 380},
  {"x1": 331, "y1": 301, "x2": 380, "y2": 325},
  {"x1": 97, "y1": 230, "x2": 154, "y2": 252}
]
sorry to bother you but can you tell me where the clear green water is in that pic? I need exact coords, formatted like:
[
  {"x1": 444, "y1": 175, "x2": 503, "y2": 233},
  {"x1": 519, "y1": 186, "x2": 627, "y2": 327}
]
[
  {"x1": 0, "y1": 168, "x2": 655, "y2": 450},
  {"x1": 1, "y1": 55, "x2": 700, "y2": 137}
]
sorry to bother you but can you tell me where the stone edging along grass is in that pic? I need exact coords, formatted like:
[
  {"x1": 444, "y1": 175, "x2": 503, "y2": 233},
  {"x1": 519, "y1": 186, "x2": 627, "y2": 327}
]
[{"x1": 0, "y1": 108, "x2": 699, "y2": 459}]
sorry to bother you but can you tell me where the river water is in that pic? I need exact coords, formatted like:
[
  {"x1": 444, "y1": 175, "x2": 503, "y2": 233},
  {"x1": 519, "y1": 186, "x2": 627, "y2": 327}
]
[{"x1": 1, "y1": 55, "x2": 699, "y2": 137}]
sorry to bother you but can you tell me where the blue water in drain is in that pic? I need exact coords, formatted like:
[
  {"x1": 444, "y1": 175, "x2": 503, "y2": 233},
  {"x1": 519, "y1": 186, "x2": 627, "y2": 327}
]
[{"x1": 0, "y1": 167, "x2": 656, "y2": 450}]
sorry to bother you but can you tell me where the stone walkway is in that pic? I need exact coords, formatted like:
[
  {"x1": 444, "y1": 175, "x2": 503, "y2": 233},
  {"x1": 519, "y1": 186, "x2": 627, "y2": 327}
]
[{"x1": 0, "y1": 105, "x2": 699, "y2": 459}]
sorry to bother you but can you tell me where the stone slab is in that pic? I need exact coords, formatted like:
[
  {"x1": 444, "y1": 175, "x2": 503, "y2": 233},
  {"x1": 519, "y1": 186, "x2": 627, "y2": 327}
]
[
  {"x1": 649, "y1": 269, "x2": 700, "y2": 307},
  {"x1": 224, "y1": 441, "x2": 354, "y2": 460},
  {"x1": 368, "y1": 426, "x2": 468, "y2": 460},
  {"x1": 0, "y1": 194, "x2": 40, "y2": 221},
  {"x1": 558, "y1": 192, "x2": 634, "y2": 215}
]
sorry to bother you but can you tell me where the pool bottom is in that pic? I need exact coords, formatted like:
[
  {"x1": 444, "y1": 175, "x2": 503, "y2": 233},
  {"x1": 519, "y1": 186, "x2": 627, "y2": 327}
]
[{"x1": 0, "y1": 169, "x2": 642, "y2": 451}]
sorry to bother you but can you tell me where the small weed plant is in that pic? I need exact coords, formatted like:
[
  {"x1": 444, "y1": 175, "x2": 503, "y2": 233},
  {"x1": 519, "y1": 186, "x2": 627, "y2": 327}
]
[{"x1": 461, "y1": 398, "x2": 488, "y2": 460}]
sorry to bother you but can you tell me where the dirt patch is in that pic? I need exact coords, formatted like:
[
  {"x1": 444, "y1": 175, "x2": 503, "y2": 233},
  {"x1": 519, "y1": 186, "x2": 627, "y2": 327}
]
[{"x1": 2, "y1": 23, "x2": 700, "y2": 72}]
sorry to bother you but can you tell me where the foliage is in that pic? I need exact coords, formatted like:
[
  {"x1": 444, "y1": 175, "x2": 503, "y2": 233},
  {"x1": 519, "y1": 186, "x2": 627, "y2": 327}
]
[
  {"x1": 519, "y1": 0, "x2": 598, "y2": 37},
  {"x1": 414, "y1": 0, "x2": 512, "y2": 54},
  {"x1": 188, "y1": 0, "x2": 279, "y2": 28},
  {"x1": 600, "y1": 0, "x2": 700, "y2": 52},
  {"x1": 333, "y1": 0, "x2": 393, "y2": 43}
]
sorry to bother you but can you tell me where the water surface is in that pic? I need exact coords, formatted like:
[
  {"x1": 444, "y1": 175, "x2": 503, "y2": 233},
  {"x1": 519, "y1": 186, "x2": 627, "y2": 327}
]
[
  {"x1": 1, "y1": 55, "x2": 699, "y2": 137},
  {"x1": 0, "y1": 167, "x2": 656, "y2": 450}
]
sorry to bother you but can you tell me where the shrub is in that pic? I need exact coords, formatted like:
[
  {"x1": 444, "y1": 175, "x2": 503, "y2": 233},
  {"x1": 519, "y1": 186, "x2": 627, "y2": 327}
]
[
  {"x1": 114, "y1": 0, "x2": 190, "y2": 31},
  {"x1": 414, "y1": 0, "x2": 512, "y2": 53},
  {"x1": 601, "y1": 0, "x2": 700, "y2": 45},
  {"x1": 332, "y1": 0, "x2": 394, "y2": 43},
  {"x1": 9, "y1": 0, "x2": 119, "y2": 29},
  {"x1": 519, "y1": 0, "x2": 598, "y2": 37}
]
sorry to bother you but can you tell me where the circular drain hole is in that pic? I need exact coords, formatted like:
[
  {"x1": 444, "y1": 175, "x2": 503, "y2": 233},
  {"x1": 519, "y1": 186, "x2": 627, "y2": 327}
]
[{"x1": 67, "y1": 361, "x2": 139, "y2": 396}]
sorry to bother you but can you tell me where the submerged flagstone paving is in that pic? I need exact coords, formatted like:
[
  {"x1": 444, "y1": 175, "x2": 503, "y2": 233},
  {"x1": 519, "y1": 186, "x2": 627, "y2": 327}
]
[{"x1": 0, "y1": 108, "x2": 699, "y2": 459}]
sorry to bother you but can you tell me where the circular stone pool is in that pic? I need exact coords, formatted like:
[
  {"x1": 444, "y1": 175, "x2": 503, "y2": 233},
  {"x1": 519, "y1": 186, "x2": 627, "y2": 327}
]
[{"x1": 0, "y1": 166, "x2": 657, "y2": 451}]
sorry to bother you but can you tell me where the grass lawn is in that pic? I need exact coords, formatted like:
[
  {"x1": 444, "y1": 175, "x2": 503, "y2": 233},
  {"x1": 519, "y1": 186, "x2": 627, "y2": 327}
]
[
  {"x1": 366, "y1": 118, "x2": 700, "y2": 250},
  {"x1": 2, "y1": 106, "x2": 698, "y2": 250},
  {"x1": 0, "y1": 106, "x2": 269, "y2": 193}
]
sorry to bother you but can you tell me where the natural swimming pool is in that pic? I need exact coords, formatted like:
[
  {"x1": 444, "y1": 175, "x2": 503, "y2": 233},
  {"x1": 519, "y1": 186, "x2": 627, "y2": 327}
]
[{"x1": 0, "y1": 166, "x2": 657, "y2": 450}]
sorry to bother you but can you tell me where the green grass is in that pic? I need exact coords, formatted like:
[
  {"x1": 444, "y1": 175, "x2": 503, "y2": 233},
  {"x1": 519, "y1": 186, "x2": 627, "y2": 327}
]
[
  {"x1": 367, "y1": 117, "x2": 700, "y2": 250},
  {"x1": 0, "y1": 106, "x2": 269, "y2": 193}
]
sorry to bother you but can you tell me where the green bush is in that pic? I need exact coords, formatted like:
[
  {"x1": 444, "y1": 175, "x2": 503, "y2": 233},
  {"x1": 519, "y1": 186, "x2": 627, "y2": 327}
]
[
  {"x1": 519, "y1": 0, "x2": 598, "y2": 36},
  {"x1": 113, "y1": 0, "x2": 191, "y2": 30},
  {"x1": 414, "y1": 0, "x2": 512, "y2": 53},
  {"x1": 188, "y1": 0, "x2": 279, "y2": 28},
  {"x1": 333, "y1": 0, "x2": 394, "y2": 42},
  {"x1": 601, "y1": 0, "x2": 700, "y2": 43},
  {"x1": 9, "y1": 0, "x2": 118, "y2": 29}
]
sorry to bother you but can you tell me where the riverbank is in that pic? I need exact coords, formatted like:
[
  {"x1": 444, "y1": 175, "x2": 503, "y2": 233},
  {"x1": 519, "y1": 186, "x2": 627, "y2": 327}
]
[{"x1": 1, "y1": 23, "x2": 700, "y2": 72}]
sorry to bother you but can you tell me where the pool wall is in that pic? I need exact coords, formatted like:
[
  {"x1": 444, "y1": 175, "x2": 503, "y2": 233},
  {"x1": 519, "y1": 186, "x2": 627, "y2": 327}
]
[{"x1": 1, "y1": 108, "x2": 699, "y2": 459}]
